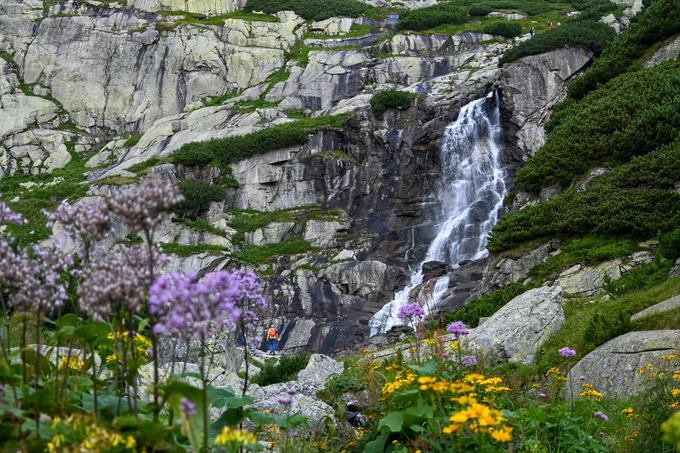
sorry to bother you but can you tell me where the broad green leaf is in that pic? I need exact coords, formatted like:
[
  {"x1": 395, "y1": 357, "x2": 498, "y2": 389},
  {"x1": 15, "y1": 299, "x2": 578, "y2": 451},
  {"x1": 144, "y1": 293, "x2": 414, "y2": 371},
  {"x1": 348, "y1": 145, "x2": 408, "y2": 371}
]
[{"x1": 378, "y1": 411, "x2": 403, "y2": 433}]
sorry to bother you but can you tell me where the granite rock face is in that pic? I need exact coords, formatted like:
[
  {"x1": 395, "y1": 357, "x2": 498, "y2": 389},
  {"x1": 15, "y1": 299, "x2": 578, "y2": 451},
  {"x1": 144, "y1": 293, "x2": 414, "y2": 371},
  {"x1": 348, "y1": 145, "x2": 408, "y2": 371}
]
[
  {"x1": 500, "y1": 47, "x2": 593, "y2": 164},
  {"x1": 465, "y1": 286, "x2": 565, "y2": 364},
  {"x1": 566, "y1": 330, "x2": 680, "y2": 398}
]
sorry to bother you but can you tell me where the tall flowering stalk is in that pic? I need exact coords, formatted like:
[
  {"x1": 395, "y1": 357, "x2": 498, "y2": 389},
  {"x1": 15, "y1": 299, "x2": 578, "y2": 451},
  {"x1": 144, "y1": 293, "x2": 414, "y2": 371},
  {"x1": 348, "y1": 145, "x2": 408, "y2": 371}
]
[
  {"x1": 149, "y1": 269, "x2": 268, "y2": 449},
  {"x1": 398, "y1": 303, "x2": 426, "y2": 362},
  {"x1": 447, "y1": 321, "x2": 470, "y2": 373},
  {"x1": 109, "y1": 177, "x2": 183, "y2": 419}
]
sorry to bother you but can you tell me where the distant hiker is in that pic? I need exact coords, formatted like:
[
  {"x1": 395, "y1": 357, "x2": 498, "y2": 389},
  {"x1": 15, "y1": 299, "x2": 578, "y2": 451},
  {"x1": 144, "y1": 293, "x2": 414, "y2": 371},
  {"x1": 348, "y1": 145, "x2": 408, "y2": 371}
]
[
  {"x1": 529, "y1": 26, "x2": 535, "y2": 37},
  {"x1": 237, "y1": 330, "x2": 246, "y2": 351},
  {"x1": 547, "y1": 20, "x2": 554, "y2": 28},
  {"x1": 266, "y1": 324, "x2": 278, "y2": 354}
]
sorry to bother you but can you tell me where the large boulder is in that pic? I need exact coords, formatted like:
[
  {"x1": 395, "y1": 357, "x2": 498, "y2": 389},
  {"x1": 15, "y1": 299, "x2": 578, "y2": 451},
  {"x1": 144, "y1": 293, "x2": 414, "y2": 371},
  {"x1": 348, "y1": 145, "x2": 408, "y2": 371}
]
[
  {"x1": 566, "y1": 330, "x2": 680, "y2": 398},
  {"x1": 129, "y1": 0, "x2": 246, "y2": 15},
  {"x1": 631, "y1": 295, "x2": 680, "y2": 322},
  {"x1": 297, "y1": 354, "x2": 344, "y2": 389},
  {"x1": 465, "y1": 286, "x2": 564, "y2": 364}
]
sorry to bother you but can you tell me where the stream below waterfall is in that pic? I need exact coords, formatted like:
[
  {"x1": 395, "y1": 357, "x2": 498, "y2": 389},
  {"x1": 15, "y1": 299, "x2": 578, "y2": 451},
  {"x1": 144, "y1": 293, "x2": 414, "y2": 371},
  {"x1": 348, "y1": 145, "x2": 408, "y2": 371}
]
[{"x1": 369, "y1": 91, "x2": 508, "y2": 336}]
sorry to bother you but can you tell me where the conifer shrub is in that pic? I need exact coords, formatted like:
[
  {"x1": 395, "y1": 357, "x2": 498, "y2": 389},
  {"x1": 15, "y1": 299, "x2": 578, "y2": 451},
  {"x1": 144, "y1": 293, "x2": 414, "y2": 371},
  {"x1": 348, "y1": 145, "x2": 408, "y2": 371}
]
[
  {"x1": 252, "y1": 351, "x2": 310, "y2": 386},
  {"x1": 568, "y1": 0, "x2": 680, "y2": 99},
  {"x1": 244, "y1": 0, "x2": 371, "y2": 20},
  {"x1": 514, "y1": 60, "x2": 680, "y2": 193},
  {"x1": 483, "y1": 22, "x2": 522, "y2": 38},
  {"x1": 396, "y1": 4, "x2": 467, "y2": 31},
  {"x1": 170, "y1": 115, "x2": 349, "y2": 167},
  {"x1": 659, "y1": 229, "x2": 680, "y2": 259},
  {"x1": 175, "y1": 179, "x2": 226, "y2": 218},
  {"x1": 370, "y1": 90, "x2": 417, "y2": 120},
  {"x1": 499, "y1": 20, "x2": 615, "y2": 64}
]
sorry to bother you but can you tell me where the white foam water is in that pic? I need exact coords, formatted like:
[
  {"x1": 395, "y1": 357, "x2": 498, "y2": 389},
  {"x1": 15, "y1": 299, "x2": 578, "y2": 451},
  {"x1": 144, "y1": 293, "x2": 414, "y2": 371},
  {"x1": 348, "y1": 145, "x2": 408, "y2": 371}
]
[{"x1": 369, "y1": 92, "x2": 508, "y2": 336}]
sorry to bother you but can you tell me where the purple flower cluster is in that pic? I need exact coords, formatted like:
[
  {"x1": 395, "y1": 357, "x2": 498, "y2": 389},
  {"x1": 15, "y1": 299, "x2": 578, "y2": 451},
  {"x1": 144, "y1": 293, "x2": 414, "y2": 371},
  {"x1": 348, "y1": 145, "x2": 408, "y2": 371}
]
[
  {"x1": 78, "y1": 245, "x2": 161, "y2": 320},
  {"x1": 149, "y1": 269, "x2": 267, "y2": 339},
  {"x1": 461, "y1": 355, "x2": 477, "y2": 367},
  {"x1": 277, "y1": 388, "x2": 297, "y2": 406},
  {"x1": 179, "y1": 397, "x2": 196, "y2": 417},
  {"x1": 594, "y1": 411, "x2": 609, "y2": 421},
  {"x1": 559, "y1": 347, "x2": 576, "y2": 357},
  {"x1": 44, "y1": 198, "x2": 111, "y2": 258},
  {"x1": 108, "y1": 178, "x2": 183, "y2": 234},
  {"x1": 0, "y1": 200, "x2": 27, "y2": 226},
  {"x1": 397, "y1": 303, "x2": 425, "y2": 321},
  {"x1": 446, "y1": 321, "x2": 469, "y2": 336},
  {"x1": 7, "y1": 245, "x2": 72, "y2": 314}
]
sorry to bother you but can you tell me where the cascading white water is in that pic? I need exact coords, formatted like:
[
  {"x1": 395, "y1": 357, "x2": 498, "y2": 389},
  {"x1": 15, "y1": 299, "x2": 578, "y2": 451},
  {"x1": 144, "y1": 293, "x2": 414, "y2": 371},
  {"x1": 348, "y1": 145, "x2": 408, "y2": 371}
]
[{"x1": 369, "y1": 92, "x2": 508, "y2": 336}]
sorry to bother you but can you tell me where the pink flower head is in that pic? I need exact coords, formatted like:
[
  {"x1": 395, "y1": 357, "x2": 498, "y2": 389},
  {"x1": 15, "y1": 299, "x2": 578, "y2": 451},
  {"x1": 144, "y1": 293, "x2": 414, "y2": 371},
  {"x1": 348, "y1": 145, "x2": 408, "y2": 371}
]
[
  {"x1": 397, "y1": 303, "x2": 425, "y2": 320},
  {"x1": 559, "y1": 347, "x2": 576, "y2": 357},
  {"x1": 461, "y1": 355, "x2": 477, "y2": 367},
  {"x1": 447, "y1": 321, "x2": 469, "y2": 336},
  {"x1": 594, "y1": 411, "x2": 609, "y2": 421}
]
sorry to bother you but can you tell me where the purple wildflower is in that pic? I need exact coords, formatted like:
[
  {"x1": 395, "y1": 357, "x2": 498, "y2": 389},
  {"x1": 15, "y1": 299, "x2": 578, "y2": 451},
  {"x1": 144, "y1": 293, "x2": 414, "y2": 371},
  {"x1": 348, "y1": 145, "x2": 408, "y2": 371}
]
[
  {"x1": 397, "y1": 303, "x2": 425, "y2": 320},
  {"x1": 109, "y1": 177, "x2": 183, "y2": 233},
  {"x1": 180, "y1": 397, "x2": 196, "y2": 417},
  {"x1": 44, "y1": 197, "x2": 111, "y2": 259},
  {"x1": 594, "y1": 411, "x2": 609, "y2": 421},
  {"x1": 286, "y1": 388, "x2": 297, "y2": 396},
  {"x1": 277, "y1": 395, "x2": 293, "y2": 406},
  {"x1": 0, "y1": 200, "x2": 26, "y2": 225},
  {"x1": 599, "y1": 432, "x2": 606, "y2": 438},
  {"x1": 559, "y1": 347, "x2": 576, "y2": 357},
  {"x1": 446, "y1": 321, "x2": 469, "y2": 336},
  {"x1": 78, "y1": 245, "x2": 160, "y2": 320},
  {"x1": 149, "y1": 269, "x2": 267, "y2": 339},
  {"x1": 538, "y1": 392, "x2": 547, "y2": 399},
  {"x1": 461, "y1": 355, "x2": 477, "y2": 367},
  {"x1": 579, "y1": 375, "x2": 587, "y2": 382}
]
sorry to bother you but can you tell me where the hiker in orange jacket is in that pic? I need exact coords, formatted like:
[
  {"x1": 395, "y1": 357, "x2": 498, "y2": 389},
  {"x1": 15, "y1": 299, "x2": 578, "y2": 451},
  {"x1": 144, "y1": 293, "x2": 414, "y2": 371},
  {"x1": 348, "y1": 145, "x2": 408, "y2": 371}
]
[{"x1": 266, "y1": 324, "x2": 278, "y2": 354}]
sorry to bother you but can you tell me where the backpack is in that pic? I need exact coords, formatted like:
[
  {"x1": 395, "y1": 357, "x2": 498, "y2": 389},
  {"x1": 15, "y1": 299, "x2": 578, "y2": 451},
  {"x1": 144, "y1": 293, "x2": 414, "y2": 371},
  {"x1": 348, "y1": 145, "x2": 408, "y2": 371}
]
[{"x1": 267, "y1": 327, "x2": 277, "y2": 340}]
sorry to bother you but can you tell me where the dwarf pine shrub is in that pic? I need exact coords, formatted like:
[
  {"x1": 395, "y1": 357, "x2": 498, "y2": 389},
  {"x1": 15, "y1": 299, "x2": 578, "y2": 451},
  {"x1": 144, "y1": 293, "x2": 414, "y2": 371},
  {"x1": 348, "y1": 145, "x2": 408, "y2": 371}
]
[{"x1": 370, "y1": 90, "x2": 417, "y2": 120}]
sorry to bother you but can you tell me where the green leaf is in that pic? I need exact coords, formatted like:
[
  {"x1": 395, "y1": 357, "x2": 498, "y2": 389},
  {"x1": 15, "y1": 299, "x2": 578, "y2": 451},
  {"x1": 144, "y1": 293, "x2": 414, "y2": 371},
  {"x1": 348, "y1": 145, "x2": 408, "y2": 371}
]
[
  {"x1": 378, "y1": 411, "x2": 403, "y2": 433},
  {"x1": 407, "y1": 360, "x2": 436, "y2": 375},
  {"x1": 362, "y1": 431, "x2": 389, "y2": 453},
  {"x1": 247, "y1": 410, "x2": 274, "y2": 427}
]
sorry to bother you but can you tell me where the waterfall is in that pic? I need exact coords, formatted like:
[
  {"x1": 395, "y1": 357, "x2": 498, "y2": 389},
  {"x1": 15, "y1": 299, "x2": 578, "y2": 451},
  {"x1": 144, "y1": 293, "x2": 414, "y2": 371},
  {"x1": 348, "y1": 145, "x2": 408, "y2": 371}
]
[{"x1": 369, "y1": 92, "x2": 508, "y2": 336}]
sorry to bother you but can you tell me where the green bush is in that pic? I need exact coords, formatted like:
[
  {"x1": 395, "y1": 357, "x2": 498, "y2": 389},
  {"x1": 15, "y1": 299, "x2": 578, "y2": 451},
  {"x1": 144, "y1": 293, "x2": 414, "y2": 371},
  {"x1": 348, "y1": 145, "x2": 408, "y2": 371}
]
[
  {"x1": 396, "y1": 4, "x2": 467, "y2": 31},
  {"x1": 233, "y1": 238, "x2": 315, "y2": 264},
  {"x1": 568, "y1": 0, "x2": 680, "y2": 99},
  {"x1": 659, "y1": 229, "x2": 680, "y2": 259},
  {"x1": 440, "y1": 281, "x2": 531, "y2": 328},
  {"x1": 500, "y1": 21, "x2": 615, "y2": 64},
  {"x1": 514, "y1": 61, "x2": 680, "y2": 193},
  {"x1": 123, "y1": 134, "x2": 142, "y2": 147},
  {"x1": 243, "y1": 0, "x2": 372, "y2": 20},
  {"x1": 569, "y1": 0, "x2": 621, "y2": 20},
  {"x1": 370, "y1": 90, "x2": 417, "y2": 120},
  {"x1": 251, "y1": 351, "x2": 310, "y2": 386},
  {"x1": 468, "y1": 5, "x2": 493, "y2": 16},
  {"x1": 170, "y1": 114, "x2": 349, "y2": 167},
  {"x1": 482, "y1": 22, "x2": 522, "y2": 38},
  {"x1": 175, "y1": 179, "x2": 226, "y2": 218}
]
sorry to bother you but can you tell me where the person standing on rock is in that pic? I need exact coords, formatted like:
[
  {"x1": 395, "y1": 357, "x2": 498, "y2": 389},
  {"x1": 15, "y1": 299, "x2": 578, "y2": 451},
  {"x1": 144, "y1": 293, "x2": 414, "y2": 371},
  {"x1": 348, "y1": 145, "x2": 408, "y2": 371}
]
[{"x1": 266, "y1": 324, "x2": 279, "y2": 354}]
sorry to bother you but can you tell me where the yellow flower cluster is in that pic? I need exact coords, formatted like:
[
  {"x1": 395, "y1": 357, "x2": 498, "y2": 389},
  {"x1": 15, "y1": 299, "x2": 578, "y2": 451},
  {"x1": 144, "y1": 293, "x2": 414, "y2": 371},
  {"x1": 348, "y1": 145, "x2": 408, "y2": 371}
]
[
  {"x1": 545, "y1": 367, "x2": 567, "y2": 382},
  {"x1": 59, "y1": 355, "x2": 85, "y2": 371},
  {"x1": 579, "y1": 383, "x2": 603, "y2": 400},
  {"x1": 416, "y1": 374, "x2": 510, "y2": 396},
  {"x1": 621, "y1": 407, "x2": 638, "y2": 419},
  {"x1": 443, "y1": 398, "x2": 512, "y2": 442},
  {"x1": 381, "y1": 371, "x2": 416, "y2": 396},
  {"x1": 214, "y1": 426, "x2": 257, "y2": 446},
  {"x1": 47, "y1": 414, "x2": 136, "y2": 452},
  {"x1": 105, "y1": 332, "x2": 152, "y2": 363}
]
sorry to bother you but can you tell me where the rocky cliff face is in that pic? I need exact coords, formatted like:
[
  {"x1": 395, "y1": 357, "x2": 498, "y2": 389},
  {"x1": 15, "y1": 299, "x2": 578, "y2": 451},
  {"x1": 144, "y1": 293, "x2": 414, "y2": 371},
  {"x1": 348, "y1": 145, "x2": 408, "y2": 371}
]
[{"x1": 0, "y1": 0, "x2": 601, "y2": 353}]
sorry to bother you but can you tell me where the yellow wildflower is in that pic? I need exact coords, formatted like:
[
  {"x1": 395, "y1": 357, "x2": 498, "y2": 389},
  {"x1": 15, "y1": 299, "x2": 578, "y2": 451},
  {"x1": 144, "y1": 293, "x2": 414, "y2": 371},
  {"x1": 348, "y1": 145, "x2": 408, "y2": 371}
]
[
  {"x1": 579, "y1": 383, "x2": 603, "y2": 400},
  {"x1": 214, "y1": 426, "x2": 257, "y2": 446},
  {"x1": 442, "y1": 423, "x2": 460, "y2": 434},
  {"x1": 671, "y1": 388, "x2": 680, "y2": 397},
  {"x1": 489, "y1": 426, "x2": 513, "y2": 442},
  {"x1": 625, "y1": 431, "x2": 639, "y2": 441},
  {"x1": 464, "y1": 373, "x2": 485, "y2": 383},
  {"x1": 59, "y1": 355, "x2": 85, "y2": 371},
  {"x1": 638, "y1": 363, "x2": 653, "y2": 375}
]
